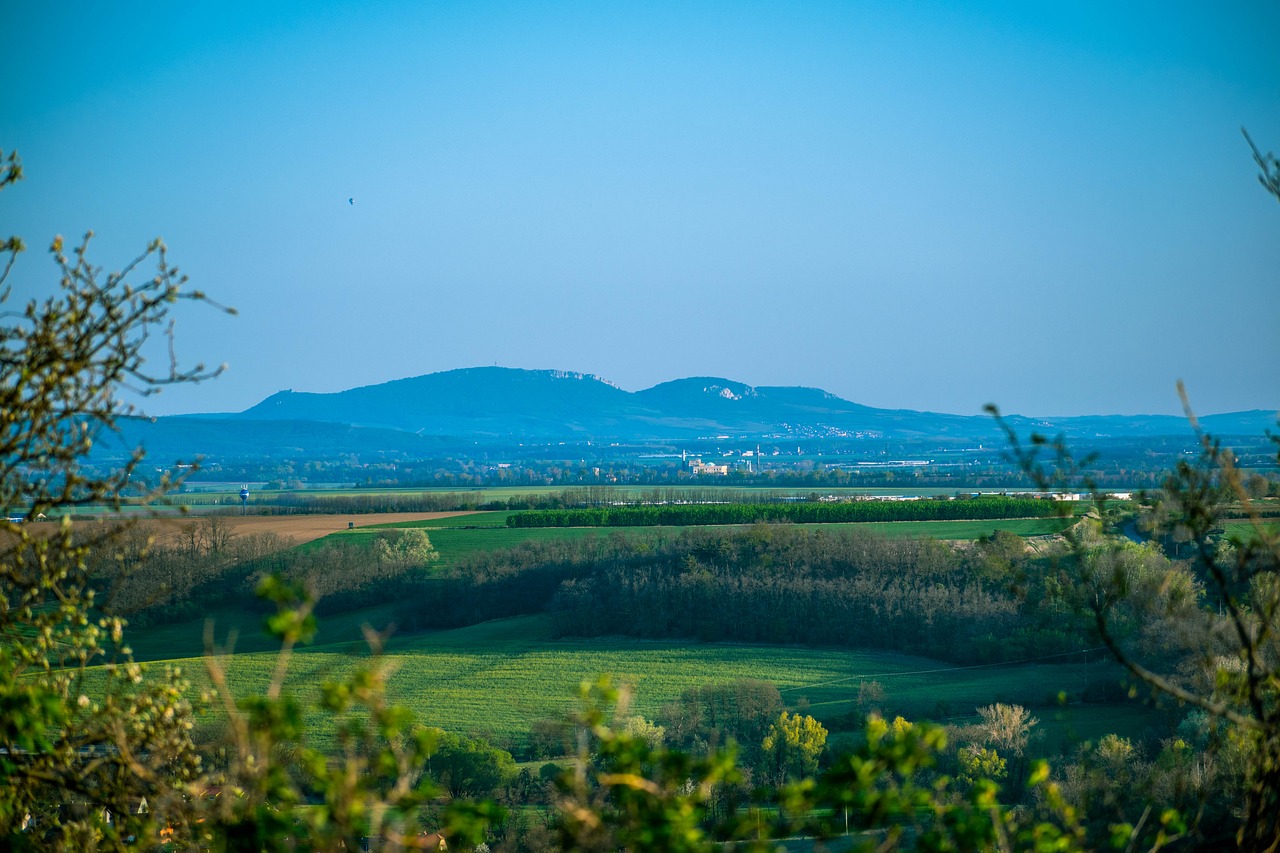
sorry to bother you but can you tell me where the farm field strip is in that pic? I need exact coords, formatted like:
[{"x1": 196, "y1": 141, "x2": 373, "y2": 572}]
[
  {"x1": 362, "y1": 511, "x2": 518, "y2": 529},
  {"x1": 1222, "y1": 520, "x2": 1279, "y2": 542},
  {"x1": 793, "y1": 517, "x2": 1077, "y2": 537},
  {"x1": 122, "y1": 614, "x2": 1130, "y2": 749},
  {"x1": 319, "y1": 523, "x2": 627, "y2": 568},
  {"x1": 320, "y1": 515, "x2": 1078, "y2": 569}
]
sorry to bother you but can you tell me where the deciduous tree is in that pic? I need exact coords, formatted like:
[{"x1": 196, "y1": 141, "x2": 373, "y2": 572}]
[
  {"x1": 0, "y1": 149, "x2": 497, "y2": 851},
  {"x1": 0, "y1": 148, "x2": 227, "y2": 849},
  {"x1": 760, "y1": 711, "x2": 827, "y2": 786}
]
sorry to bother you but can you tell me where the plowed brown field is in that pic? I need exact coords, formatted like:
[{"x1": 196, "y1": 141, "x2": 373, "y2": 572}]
[
  {"x1": 150, "y1": 512, "x2": 475, "y2": 544},
  {"x1": 23, "y1": 512, "x2": 475, "y2": 546}
]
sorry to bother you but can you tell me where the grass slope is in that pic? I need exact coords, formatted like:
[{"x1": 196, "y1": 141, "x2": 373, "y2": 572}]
[
  {"x1": 117, "y1": 510, "x2": 1132, "y2": 756},
  {"x1": 123, "y1": 614, "x2": 1154, "y2": 754}
]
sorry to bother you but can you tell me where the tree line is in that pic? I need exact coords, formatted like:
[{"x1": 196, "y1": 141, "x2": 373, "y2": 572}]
[
  {"x1": 505, "y1": 495, "x2": 1065, "y2": 528},
  {"x1": 164, "y1": 486, "x2": 882, "y2": 515}
]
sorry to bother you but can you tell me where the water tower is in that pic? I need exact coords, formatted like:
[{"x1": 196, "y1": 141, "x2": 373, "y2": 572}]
[{"x1": 239, "y1": 485, "x2": 250, "y2": 514}]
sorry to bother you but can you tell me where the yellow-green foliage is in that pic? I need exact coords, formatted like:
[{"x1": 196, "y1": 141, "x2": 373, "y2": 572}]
[
  {"x1": 761, "y1": 711, "x2": 828, "y2": 784},
  {"x1": 958, "y1": 745, "x2": 1007, "y2": 786}
]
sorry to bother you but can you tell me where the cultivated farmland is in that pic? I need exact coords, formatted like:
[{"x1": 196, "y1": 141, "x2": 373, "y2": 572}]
[
  {"x1": 118, "y1": 614, "x2": 1153, "y2": 756},
  {"x1": 313, "y1": 510, "x2": 1079, "y2": 569}
]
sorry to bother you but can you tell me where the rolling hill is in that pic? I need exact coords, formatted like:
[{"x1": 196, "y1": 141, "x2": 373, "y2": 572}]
[{"x1": 108, "y1": 367, "x2": 1275, "y2": 460}]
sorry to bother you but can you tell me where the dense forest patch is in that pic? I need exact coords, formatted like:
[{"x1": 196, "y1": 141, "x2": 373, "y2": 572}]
[{"x1": 392, "y1": 523, "x2": 1095, "y2": 664}]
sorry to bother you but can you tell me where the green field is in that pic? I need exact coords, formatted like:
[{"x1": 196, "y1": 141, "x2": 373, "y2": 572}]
[
  {"x1": 1222, "y1": 520, "x2": 1279, "y2": 542},
  {"x1": 792, "y1": 517, "x2": 1078, "y2": 538},
  {"x1": 120, "y1": 613, "x2": 1154, "y2": 755},
  {"x1": 126, "y1": 602, "x2": 403, "y2": 661},
  {"x1": 319, "y1": 519, "x2": 628, "y2": 569},
  {"x1": 324, "y1": 513, "x2": 1078, "y2": 569},
  {"x1": 113, "y1": 505, "x2": 1134, "y2": 762},
  {"x1": 365, "y1": 512, "x2": 519, "y2": 528}
]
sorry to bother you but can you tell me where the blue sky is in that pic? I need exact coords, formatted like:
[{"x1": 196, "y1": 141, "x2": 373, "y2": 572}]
[{"x1": 3, "y1": 1, "x2": 1277, "y2": 417}]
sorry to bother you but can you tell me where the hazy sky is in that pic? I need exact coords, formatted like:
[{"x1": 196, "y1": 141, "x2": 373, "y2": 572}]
[{"x1": 4, "y1": 1, "x2": 1278, "y2": 418}]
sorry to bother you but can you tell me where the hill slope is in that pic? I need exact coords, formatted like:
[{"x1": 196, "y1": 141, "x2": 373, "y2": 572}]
[
  {"x1": 231, "y1": 366, "x2": 1275, "y2": 442},
  {"x1": 103, "y1": 367, "x2": 1272, "y2": 459}
]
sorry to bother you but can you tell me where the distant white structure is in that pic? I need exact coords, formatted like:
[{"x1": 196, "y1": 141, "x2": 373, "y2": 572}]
[{"x1": 687, "y1": 457, "x2": 729, "y2": 476}]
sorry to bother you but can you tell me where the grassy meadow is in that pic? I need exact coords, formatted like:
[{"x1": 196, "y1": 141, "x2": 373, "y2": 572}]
[
  {"x1": 125, "y1": 613, "x2": 1154, "y2": 756},
  {"x1": 1222, "y1": 519, "x2": 1280, "y2": 542}
]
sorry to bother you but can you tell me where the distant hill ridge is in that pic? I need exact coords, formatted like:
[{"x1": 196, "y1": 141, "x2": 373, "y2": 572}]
[{"x1": 229, "y1": 366, "x2": 1276, "y2": 442}]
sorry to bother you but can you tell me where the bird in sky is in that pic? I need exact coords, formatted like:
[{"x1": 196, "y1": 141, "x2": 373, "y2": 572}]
[{"x1": 348, "y1": 197, "x2": 354, "y2": 205}]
